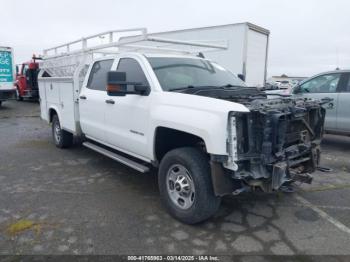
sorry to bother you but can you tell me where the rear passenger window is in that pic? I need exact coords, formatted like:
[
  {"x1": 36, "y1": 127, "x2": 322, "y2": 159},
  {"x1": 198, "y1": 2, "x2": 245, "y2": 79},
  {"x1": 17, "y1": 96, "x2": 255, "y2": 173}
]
[
  {"x1": 346, "y1": 74, "x2": 350, "y2": 92},
  {"x1": 87, "y1": 59, "x2": 114, "y2": 91},
  {"x1": 117, "y1": 58, "x2": 149, "y2": 86}
]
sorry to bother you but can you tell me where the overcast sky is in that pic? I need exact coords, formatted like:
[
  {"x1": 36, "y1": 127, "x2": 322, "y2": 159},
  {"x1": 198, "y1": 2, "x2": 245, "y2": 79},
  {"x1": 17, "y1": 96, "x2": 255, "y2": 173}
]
[{"x1": 1, "y1": 0, "x2": 349, "y2": 77}]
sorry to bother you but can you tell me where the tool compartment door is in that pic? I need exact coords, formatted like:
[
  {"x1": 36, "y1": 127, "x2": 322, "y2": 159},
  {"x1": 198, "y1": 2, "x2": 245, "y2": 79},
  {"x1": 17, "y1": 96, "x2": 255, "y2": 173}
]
[{"x1": 58, "y1": 79, "x2": 76, "y2": 133}]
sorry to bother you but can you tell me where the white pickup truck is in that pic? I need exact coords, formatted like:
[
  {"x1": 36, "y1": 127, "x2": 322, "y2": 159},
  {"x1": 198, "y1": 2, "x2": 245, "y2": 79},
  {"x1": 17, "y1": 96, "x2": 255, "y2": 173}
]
[{"x1": 39, "y1": 30, "x2": 326, "y2": 224}]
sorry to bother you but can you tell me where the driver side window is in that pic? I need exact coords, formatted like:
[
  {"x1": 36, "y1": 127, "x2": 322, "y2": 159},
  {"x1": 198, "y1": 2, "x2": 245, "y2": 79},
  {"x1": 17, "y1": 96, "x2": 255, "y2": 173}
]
[
  {"x1": 300, "y1": 73, "x2": 341, "y2": 93},
  {"x1": 22, "y1": 64, "x2": 29, "y2": 75}
]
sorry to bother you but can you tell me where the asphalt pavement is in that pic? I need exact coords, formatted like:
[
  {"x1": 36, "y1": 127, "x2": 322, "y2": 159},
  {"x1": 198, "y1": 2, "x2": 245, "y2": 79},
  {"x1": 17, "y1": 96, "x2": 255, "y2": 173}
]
[{"x1": 1, "y1": 100, "x2": 350, "y2": 256}]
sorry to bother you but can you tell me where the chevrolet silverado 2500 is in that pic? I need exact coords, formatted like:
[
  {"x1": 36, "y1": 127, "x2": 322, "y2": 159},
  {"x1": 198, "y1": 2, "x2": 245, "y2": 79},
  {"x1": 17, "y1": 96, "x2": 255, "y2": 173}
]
[{"x1": 38, "y1": 30, "x2": 326, "y2": 224}]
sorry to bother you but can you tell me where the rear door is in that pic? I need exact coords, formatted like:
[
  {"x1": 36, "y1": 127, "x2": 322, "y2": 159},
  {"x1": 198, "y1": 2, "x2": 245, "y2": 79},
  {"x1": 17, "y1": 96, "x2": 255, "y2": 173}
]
[
  {"x1": 294, "y1": 73, "x2": 342, "y2": 131},
  {"x1": 336, "y1": 73, "x2": 350, "y2": 133},
  {"x1": 245, "y1": 29, "x2": 268, "y2": 87},
  {"x1": 79, "y1": 59, "x2": 113, "y2": 142}
]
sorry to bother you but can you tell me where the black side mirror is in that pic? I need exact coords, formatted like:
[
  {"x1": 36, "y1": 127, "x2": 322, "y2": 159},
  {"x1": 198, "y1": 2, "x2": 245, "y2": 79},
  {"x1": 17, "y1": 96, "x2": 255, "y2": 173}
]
[
  {"x1": 16, "y1": 65, "x2": 19, "y2": 75},
  {"x1": 134, "y1": 85, "x2": 150, "y2": 95},
  {"x1": 237, "y1": 74, "x2": 245, "y2": 81},
  {"x1": 107, "y1": 71, "x2": 150, "y2": 96},
  {"x1": 293, "y1": 85, "x2": 301, "y2": 94}
]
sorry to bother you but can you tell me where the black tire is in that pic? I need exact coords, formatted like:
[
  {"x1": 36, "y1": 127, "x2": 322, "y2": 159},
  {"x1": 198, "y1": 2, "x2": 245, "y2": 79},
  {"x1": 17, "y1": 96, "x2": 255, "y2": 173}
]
[
  {"x1": 52, "y1": 114, "x2": 73, "y2": 148},
  {"x1": 16, "y1": 87, "x2": 23, "y2": 101},
  {"x1": 158, "y1": 147, "x2": 221, "y2": 224}
]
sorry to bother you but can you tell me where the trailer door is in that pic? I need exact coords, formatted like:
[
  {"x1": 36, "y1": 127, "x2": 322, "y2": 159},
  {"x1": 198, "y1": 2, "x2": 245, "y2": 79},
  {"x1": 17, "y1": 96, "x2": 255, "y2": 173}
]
[
  {"x1": 245, "y1": 29, "x2": 268, "y2": 87},
  {"x1": 0, "y1": 47, "x2": 14, "y2": 91}
]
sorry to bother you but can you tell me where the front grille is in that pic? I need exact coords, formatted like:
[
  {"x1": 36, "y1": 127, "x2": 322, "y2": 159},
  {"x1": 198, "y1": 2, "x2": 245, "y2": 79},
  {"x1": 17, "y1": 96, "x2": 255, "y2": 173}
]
[{"x1": 235, "y1": 105, "x2": 323, "y2": 166}]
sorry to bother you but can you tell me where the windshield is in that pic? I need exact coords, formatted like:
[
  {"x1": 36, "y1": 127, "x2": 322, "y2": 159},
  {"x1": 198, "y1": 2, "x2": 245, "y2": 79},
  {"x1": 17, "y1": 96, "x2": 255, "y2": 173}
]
[{"x1": 147, "y1": 57, "x2": 247, "y2": 91}]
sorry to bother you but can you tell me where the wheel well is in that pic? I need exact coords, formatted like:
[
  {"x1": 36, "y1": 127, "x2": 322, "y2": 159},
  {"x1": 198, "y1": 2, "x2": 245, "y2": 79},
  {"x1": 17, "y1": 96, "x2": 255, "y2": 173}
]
[
  {"x1": 154, "y1": 127, "x2": 206, "y2": 162},
  {"x1": 49, "y1": 108, "x2": 57, "y2": 123}
]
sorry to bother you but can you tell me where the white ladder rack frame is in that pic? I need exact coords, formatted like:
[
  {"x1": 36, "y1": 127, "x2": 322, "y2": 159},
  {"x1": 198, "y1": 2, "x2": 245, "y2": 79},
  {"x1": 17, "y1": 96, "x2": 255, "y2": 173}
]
[
  {"x1": 40, "y1": 28, "x2": 228, "y2": 78},
  {"x1": 42, "y1": 28, "x2": 228, "y2": 59},
  {"x1": 43, "y1": 28, "x2": 148, "y2": 57}
]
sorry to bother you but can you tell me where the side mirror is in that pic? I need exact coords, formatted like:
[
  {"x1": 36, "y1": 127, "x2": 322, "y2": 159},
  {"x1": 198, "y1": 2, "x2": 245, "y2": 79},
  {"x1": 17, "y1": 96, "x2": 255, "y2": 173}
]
[
  {"x1": 293, "y1": 85, "x2": 301, "y2": 94},
  {"x1": 107, "y1": 71, "x2": 150, "y2": 96},
  {"x1": 237, "y1": 74, "x2": 245, "y2": 81},
  {"x1": 16, "y1": 65, "x2": 19, "y2": 75}
]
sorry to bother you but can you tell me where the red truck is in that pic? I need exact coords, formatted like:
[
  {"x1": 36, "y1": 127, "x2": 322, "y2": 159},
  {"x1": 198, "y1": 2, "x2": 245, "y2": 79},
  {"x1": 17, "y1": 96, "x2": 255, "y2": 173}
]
[{"x1": 15, "y1": 56, "x2": 41, "y2": 101}]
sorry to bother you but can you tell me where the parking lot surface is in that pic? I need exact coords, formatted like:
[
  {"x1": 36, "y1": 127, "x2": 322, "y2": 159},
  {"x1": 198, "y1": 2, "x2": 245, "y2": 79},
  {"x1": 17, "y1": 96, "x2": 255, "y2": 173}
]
[{"x1": 1, "y1": 100, "x2": 350, "y2": 255}]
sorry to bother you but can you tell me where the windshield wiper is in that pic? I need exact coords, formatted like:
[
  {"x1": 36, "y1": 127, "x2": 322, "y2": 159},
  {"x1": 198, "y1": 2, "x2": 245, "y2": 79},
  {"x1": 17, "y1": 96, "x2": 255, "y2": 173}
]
[
  {"x1": 168, "y1": 84, "x2": 246, "y2": 92},
  {"x1": 168, "y1": 85, "x2": 196, "y2": 92},
  {"x1": 218, "y1": 84, "x2": 245, "y2": 89}
]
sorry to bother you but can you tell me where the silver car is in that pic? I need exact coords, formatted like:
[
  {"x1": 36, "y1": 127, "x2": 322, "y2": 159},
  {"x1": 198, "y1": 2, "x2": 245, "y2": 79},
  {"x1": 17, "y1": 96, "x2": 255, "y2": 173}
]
[{"x1": 293, "y1": 70, "x2": 350, "y2": 135}]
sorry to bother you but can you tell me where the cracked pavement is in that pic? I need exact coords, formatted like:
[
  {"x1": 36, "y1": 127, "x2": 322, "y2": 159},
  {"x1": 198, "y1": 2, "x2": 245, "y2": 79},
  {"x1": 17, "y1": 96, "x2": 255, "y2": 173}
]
[{"x1": 1, "y1": 100, "x2": 350, "y2": 255}]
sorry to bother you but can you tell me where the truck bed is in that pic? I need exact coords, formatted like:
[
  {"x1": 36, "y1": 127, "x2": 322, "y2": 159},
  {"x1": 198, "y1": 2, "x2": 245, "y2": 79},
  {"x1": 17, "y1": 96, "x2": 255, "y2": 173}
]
[{"x1": 38, "y1": 77, "x2": 79, "y2": 134}]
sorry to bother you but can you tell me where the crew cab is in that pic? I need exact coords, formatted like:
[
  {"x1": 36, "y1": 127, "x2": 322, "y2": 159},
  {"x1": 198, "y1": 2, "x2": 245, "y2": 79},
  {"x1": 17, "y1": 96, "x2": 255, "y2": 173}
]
[{"x1": 38, "y1": 30, "x2": 326, "y2": 224}]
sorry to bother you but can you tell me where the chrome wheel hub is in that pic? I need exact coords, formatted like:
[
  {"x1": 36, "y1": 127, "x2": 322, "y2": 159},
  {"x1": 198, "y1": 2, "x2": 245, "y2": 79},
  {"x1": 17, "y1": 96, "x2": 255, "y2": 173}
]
[
  {"x1": 54, "y1": 122, "x2": 61, "y2": 143},
  {"x1": 166, "y1": 164, "x2": 195, "y2": 210}
]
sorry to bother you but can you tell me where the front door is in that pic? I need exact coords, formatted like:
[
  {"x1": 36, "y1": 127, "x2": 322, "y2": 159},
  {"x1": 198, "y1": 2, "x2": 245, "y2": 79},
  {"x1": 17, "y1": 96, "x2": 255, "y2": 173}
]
[
  {"x1": 336, "y1": 73, "x2": 350, "y2": 132},
  {"x1": 294, "y1": 73, "x2": 342, "y2": 131},
  {"x1": 104, "y1": 57, "x2": 152, "y2": 160},
  {"x1": 79, "y1": 59, "x2": 113, "y2": 142}
]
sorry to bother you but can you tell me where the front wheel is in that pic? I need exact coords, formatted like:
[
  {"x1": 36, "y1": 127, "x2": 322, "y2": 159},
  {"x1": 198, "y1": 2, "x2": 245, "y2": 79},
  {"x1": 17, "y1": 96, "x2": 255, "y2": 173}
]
[
  {"x1": 158, "y1": 147, "x2": 221, "y2": 224},
  {"x1": 52, "y1": 114, "x2": 73, "y2": 148}
]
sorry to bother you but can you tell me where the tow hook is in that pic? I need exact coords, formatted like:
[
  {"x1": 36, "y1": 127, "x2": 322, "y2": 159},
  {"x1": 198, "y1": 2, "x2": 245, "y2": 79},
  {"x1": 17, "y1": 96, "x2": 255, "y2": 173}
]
[{"x1": 232, "y1": 186, "x2": 250, "y2": 196}]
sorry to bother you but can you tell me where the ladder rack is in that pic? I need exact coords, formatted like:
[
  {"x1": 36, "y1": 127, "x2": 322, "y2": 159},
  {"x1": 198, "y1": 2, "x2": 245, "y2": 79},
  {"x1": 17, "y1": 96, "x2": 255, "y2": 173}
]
[
  {"x1": 40, "y1": 28, "x2": 228, "y2": 77},
  {"x1": 43, "y1": 28, "x2": 147, "y2": 57},
  {"x1": 43, "y1": 28, "x2": 228, "y2": 59}
]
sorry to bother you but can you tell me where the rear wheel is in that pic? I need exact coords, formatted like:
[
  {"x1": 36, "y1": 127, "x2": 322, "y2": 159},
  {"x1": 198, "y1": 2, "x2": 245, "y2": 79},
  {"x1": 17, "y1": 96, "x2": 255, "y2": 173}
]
[
  {"x1": 52, "y1": 114, "x2": 73, "y2": 148},
  {"x1": 158, "y1": 147, "x2": 221, "y2": 224}
]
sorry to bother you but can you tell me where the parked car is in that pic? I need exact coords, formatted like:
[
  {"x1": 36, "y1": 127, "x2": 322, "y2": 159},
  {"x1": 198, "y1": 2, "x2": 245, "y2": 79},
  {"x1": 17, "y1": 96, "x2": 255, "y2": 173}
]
[
  {"x1": 263, "y1": 82, "x2": 279, "y2": 90},
  {"x1": 38, "y1": 30, "x2": 326, "y2": 224},
  {"x1": 264, "y1": 82, "x2": 291, "y2": 96},
  {"x1": 279, "y1": 80, "x2": 291, "y2": 89},
  {"x1": 293, "y1": 70, "x2": 350, "y2": 135}
]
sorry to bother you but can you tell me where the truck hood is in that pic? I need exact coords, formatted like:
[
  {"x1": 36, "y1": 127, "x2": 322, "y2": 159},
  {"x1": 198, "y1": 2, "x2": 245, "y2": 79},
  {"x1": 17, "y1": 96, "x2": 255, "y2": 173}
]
[{"x1": 155, "y1": 91, "x2": 250, "y2": 114}]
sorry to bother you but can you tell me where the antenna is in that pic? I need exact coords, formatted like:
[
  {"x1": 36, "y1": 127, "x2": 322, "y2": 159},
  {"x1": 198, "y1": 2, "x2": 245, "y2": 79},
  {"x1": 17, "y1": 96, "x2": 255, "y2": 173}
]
[{"x1": 336, "y1": 47, "x2": 340, "y2": 70}]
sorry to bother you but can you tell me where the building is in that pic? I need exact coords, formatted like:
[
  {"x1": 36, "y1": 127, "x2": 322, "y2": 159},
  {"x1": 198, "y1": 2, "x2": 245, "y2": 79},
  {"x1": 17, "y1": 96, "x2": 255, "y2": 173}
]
[{"x1": 268, "y1": 74, "x2": 308, "y2": 84}]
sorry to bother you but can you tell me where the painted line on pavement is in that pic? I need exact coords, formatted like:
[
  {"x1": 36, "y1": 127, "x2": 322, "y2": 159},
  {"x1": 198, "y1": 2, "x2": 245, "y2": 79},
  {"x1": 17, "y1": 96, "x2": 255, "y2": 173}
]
[{"x1": 295, "y1": 194, "x2": 350, "y2": 235}]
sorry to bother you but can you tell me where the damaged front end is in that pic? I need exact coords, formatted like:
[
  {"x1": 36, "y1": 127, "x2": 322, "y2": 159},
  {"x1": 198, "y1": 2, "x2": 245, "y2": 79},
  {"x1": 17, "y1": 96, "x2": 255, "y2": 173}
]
[{"x1": 212, "y1": 95, "x2": 326, "y2": 196}]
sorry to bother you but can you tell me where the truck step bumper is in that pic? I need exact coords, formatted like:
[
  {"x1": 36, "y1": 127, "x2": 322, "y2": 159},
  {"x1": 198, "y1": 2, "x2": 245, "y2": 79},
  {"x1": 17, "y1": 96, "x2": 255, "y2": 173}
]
[{"x1": 82, "y1": 142, "x2": 150, "y2": 173}]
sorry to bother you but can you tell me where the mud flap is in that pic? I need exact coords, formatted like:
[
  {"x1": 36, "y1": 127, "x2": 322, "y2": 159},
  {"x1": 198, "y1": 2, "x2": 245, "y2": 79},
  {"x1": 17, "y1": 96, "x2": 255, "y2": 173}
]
[{"x1": 210, "y1": 161, "x2": 236, "y2": 196}]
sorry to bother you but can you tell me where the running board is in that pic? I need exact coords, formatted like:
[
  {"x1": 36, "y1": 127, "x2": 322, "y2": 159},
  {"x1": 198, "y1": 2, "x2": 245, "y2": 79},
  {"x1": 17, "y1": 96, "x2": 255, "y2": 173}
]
[{"x1": 83, "y1": 142, "x2": 150, "y2": 173}]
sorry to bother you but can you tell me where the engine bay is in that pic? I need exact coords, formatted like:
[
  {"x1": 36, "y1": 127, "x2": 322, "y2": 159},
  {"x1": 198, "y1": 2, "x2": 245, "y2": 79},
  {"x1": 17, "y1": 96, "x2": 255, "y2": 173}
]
[{"x1": 177, "y1": 87, "x2": 326, "y2": 192}]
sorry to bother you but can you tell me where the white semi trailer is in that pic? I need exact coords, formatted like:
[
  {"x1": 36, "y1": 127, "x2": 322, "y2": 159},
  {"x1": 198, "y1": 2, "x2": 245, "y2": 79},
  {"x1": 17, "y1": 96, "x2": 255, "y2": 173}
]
[
  {"x1": 0, "y1": 46, "x2": 16, "y2": 105},
  {"x1": 122, "y1": 23, "x2": 270, "y2": 87}
]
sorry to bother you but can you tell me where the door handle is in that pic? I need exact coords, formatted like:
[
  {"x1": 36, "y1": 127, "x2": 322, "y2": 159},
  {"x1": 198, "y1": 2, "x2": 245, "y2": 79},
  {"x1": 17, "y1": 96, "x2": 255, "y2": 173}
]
[
  {"x1": 105, "y1": 99, "x2": 115, "y2": 104},
  {"x1": 327, "y1": 102, "x2": 334, "y2": 109},
  {"x1": 79, "y1": 95, "x2": 87, "y2": 100}
]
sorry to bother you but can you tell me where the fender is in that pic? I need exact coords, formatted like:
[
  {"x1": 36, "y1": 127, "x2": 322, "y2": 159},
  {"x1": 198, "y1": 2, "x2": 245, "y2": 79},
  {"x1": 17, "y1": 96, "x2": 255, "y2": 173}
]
[
  {"x1": 149, "y1": 92, "x2": 249, "y2": 157},
  {"x1": 48, "y1": 105, "x2": 61, "y2": 124}
]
